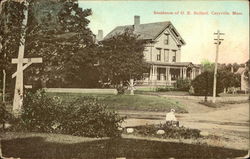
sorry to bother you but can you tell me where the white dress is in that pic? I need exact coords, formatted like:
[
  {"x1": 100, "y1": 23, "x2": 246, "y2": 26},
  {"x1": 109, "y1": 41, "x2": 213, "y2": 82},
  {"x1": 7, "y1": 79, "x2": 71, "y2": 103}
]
[{"x1": 165, "y1": 112, "x2": 177, "y2": 121}]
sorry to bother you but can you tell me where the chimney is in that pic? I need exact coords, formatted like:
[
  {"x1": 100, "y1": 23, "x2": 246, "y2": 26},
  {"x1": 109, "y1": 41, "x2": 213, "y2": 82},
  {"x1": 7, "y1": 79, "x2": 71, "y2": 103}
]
[
  {"x1": 134, "y1": 15, "x2": 140, "y2": 31},
  {"x1": 97, "y1": 30, "x2": 103, "y2": 41}
]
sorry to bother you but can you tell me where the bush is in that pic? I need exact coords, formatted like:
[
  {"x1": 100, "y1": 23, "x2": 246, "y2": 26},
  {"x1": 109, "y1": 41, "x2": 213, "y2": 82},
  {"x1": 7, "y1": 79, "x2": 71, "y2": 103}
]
[
  {"x1": 129, "y1": 123, "x2": 201, "y2": 139},
  {"x1": 176, "y1": 79, "x2": 191, "y2": 91},
  {"x1": 116, "y1": 85, "x2": 126, "y2": 94},
  {"x1": 58, "y1": 97, "x2": 124, "y2": 137},
  {"x1": 191, "y1": 71, "x2": 224, "y2": 96},
  {"x1": 0, "y1": 102, "x2": 15, "y2": 131},
  {"x1": 13, "y1": 90, "x2": 124, "y2": 137},
  {"x1": 20, "y1": 90, "x2": 62, "y2": 132},
  {"x1": 156, "y1": 86, "x2": 175, "y2": 92}
]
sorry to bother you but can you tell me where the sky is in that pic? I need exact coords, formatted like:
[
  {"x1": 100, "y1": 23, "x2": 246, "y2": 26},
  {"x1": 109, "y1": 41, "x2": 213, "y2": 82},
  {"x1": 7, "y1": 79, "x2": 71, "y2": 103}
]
[{"x1": 79, "y1": 0, "x2": 249, "y2": 64}]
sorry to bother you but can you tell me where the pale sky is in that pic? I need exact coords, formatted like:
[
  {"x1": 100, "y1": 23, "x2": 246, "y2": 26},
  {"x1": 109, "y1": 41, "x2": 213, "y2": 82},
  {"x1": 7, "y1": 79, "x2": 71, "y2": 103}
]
[{"x1": 79, "y1": 0, "x2": 249, "y2": 64}]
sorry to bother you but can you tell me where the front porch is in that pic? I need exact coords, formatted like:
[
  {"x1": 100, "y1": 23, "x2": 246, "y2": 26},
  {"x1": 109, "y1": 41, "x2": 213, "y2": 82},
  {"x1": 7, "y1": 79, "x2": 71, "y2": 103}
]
[{"x1": 137, "y1": 63, "x2": 201, "y2": 86}]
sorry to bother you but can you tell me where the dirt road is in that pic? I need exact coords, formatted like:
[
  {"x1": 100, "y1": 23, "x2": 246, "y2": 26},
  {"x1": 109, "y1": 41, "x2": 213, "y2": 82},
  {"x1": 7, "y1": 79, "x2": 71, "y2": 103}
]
[{"x1": 120, "y1": 97, "x2": 249, "y2": 150}]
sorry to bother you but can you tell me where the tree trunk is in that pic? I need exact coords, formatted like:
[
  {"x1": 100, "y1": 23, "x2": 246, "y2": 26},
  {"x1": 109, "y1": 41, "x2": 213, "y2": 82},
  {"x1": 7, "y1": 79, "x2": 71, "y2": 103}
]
[{"x1": 2, "y1": 70, "x2": 6, "y2": 103}]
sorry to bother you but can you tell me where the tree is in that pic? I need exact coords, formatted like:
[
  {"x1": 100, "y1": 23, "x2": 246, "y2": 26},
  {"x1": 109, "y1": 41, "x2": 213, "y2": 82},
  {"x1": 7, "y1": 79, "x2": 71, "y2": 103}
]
[
  {"x1": 0, "y1": 0, "x2": 25, "y2": 101},
  {"x1": 200, "y1": 59, "x2": 214, "y2": 72},
  {"x1": 24, "y1": 0, "x2": 95, "y2": 88},
  {"x1": 98, "y1": 29, "x2": 148, "y2": 89},
  {"x1": 191, "y1": 71, "x2": 224, "y2": 100},
  {"x1": 220, "y1": 70, "x2": 240, "y2": 92},
  {"x1": 62, "y1": 45, "x2": 101, "y2": 88}
]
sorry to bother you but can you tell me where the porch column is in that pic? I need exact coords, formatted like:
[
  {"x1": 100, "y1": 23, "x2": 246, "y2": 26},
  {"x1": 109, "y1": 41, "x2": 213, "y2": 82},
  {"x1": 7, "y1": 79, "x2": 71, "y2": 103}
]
[
  {"x1": 166, "y1": 67, "x2": 171, "y2": 84},
  {"x1": 183, "y1": 67, "x2": 187, "y2": 79},
  {"x1": 149, "y1": 65, "x2": 153, "y2": 80},
  {"x1": 154, "y1": 65, "x2": 158, "y2": 81},
  {"x1": 180, "y1": 67, "x2": 183, "y2": 79},
  {"x1": 198, "y1": 68, "x2": 201, "y2": 75},
  {"x1": 191, "y1": 68, "x2": 195, "y2": 79}
]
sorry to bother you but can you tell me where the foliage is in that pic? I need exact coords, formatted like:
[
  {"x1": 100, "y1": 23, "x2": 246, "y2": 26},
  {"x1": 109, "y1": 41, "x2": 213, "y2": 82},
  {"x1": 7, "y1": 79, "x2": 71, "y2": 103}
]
[
  {"x1": 14, "y1": 90, "x2": 124, "y2": 137},
  {"x1": 220, "y1": 70, "x2": 240, "y2": 89},
  {"x1": 176, "y1": 78, "x2": 191, "y2": 91},
  {"x1": 0, "y1": 102, "x2": 14, "y2": 130},
  {"x1": 98, "y1": 29, "x2": 148, "y2": 89},
  {"x1": 156, "y1": 87, "x2": 176, "y2": 92},
  {"x1": 0, "y1": 0, "x2": 96, "y2": 89},
  {"x1": 20, "y1": 90, "x2": 61, "y2": 132},
  {"x1": 130, "y1": 123, "x2": 201, "y2": 139},
  {"x1": 58, "y1": 96, "x2": 124, "y2": 137},
  {"x1": 0, "y1": 1, "x2": 25, "y2": 96},
  {"x1": 189, "y1": 86, "x2": 194, "y2": 95},
  {"x1": 200, "y1": 59, "x2": 214, "y2": 72},
  {"x1": 24, "y1": 0, "x2": 95, "y2": 88},
  {"x1": 191, "y1": 71, "x2": 224, "y2": 97}
]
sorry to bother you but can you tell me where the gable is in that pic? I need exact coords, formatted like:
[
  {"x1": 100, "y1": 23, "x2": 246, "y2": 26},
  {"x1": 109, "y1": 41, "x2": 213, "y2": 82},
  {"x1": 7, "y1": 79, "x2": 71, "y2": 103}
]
[
  {"x1": 104, "y1": 21, "x2": 185, "y2": 46},
  {"x1": 154, "y1": 23, "x2": 185, "y2": 46}
]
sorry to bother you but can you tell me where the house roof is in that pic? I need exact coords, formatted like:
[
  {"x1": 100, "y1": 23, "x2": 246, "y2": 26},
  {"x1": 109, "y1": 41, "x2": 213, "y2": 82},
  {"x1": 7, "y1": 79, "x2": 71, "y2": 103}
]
[{"x1": 104, "y1": 21, "x2": 185, "y2": 45}]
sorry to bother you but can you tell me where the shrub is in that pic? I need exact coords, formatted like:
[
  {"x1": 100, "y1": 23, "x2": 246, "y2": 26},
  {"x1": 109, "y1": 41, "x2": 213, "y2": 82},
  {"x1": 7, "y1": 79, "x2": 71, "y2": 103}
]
[
  {"x1": 116, "y1": 85, "x2": 126, "y2": 94},
  {"x1": 176, "y1": 79, "x2": 191, "y2": 91},
  {"x1": 156, "y1": 86, "x2": 175, "y2": 92},
  {"x1": 58, "y1": 96, "x2": 124, "y2": 137},
  {"x1": 14, "y1": 90, "x2": 124, "y2": 137},
  {"x1": 191, "y1": 71, "x2": 224, "y2": 96},
  {"x1": 129, "y1": 123, "x2": 201, "y2": 139},
  {"x1": 20, "y1": 90, "x2": 62, "y2": 132},
  {"x1": 0, "y1": 102, "x2": 14, "y2": 131}
]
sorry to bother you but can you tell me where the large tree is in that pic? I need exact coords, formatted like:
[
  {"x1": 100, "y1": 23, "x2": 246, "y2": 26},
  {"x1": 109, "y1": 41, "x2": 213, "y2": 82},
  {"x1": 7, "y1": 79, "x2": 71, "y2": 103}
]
[
  {"x1": 24, "y1": 0, "x2": 95, "y2": 88},
  {"x1": 98, "y1": 29, "x2": 148, "y2": 89},
  {"x1": 1, "y1": 0, "x2": 95, "y2": 90},
  {"x1": 0, "y1": 0, "x2": 25, "y2": 99}
]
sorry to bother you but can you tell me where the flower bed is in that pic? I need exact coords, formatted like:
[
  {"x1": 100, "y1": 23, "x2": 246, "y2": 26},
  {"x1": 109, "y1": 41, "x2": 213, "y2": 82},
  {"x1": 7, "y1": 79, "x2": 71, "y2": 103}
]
[{"x1": 125, "y1": 123, "x2": 201, "y2": 139}]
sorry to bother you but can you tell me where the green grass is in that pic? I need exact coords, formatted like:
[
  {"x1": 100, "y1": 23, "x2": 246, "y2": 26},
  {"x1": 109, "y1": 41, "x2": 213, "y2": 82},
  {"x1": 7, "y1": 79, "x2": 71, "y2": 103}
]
[{"x1": 46, "y1": 93, "x2": 187, "y2": 113}]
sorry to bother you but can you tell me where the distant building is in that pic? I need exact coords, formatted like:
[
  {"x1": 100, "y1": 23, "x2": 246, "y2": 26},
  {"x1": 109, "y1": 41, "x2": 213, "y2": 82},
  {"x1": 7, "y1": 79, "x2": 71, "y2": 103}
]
[
  {"x1": 236, "y1": 66, "x2": 249, "y2": 92},
  {"x1": 104, "y1": 16, "x2": 201, "y2": 86}
]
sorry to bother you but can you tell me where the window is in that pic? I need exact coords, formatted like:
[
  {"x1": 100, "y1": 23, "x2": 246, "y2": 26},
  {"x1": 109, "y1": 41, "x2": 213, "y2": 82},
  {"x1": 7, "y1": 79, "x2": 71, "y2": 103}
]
[
  {"x1": 164, "y1": 34, "x2": 169, "y2": 45},
  {"x1": 164, "y1": 49, "x2": 169, "y2": 62},
  {"x1": 156, "y1": 48, "x2": 161, "y2": 61},
  {"x1": 172, "y1": 50, "x2": 176, "y2": 62}
]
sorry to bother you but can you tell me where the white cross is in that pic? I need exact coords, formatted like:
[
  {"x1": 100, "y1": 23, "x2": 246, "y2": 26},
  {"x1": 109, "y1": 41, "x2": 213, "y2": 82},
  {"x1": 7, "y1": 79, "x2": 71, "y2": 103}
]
[{"x1": 11, "y1": 0, "x2": 42, "y2": 116}]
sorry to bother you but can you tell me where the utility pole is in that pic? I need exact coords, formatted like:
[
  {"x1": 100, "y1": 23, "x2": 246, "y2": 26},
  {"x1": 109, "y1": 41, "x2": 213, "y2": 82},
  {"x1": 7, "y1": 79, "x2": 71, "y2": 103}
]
[{"x1": 212, "y1": 30, "x2": 224, "y2": 103}]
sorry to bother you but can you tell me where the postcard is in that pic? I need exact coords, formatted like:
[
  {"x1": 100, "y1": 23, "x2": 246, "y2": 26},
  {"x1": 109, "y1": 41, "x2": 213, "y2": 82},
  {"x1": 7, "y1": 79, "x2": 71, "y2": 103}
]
[{"x1": 0, "y1": 0, "x2": 249, "y2": 158}]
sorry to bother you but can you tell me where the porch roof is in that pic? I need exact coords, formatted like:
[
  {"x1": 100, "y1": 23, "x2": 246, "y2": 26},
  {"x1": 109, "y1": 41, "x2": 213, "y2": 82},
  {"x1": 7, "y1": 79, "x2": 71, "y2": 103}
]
[{"x1": 147, "y1": 61, "x2": 200, "y2": 68}]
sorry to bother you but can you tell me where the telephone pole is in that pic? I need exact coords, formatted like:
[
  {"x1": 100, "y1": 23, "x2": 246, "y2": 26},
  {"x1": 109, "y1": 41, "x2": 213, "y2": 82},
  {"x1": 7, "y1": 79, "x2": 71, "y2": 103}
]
[{"x1": 213, "y1": 30, "x2": 224, "y2": 103}]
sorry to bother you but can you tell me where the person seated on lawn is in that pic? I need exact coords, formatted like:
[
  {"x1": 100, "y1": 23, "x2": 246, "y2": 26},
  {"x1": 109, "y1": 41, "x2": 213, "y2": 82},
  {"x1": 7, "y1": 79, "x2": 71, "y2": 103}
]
[{"x1": 166, "y1": 109, "x2": 179, "y2": 127}]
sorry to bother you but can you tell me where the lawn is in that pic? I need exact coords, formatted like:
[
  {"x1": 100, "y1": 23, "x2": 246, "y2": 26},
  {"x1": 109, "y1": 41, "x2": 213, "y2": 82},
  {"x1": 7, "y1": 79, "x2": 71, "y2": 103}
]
[
  {"x1": 0, "y1": 132, "x2": 247, "y2": 159},
  {"x1": 46, "y1": 93, "x2": 187, "y2": 113}
]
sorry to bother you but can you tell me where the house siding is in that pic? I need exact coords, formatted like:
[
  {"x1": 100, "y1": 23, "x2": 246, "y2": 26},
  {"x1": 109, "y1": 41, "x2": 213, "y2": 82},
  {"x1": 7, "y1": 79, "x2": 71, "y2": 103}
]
[{"x1": 143, "y1": 28, "x2": 181, "y2": 63}]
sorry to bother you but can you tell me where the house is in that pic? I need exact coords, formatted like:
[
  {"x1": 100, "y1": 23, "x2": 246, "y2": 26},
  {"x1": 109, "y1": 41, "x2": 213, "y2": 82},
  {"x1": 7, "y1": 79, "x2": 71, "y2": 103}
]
[
  {"x1": 104, "y1": 16, "x2": 201, "y2": 86},
  {"x1": 236, "y1": 66, "x2": 249, "y2": 93}
]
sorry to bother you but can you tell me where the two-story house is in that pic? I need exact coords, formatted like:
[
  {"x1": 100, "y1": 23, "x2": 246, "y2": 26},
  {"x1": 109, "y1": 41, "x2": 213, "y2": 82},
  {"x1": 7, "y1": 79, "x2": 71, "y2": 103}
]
[{"x1": 104, "y1": 16, "x2": 201, "y2": 86}]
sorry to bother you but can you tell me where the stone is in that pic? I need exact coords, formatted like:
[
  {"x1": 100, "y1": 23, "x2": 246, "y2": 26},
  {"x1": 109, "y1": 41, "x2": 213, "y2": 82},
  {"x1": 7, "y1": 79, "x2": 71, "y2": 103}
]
[
  {"x1": 200, "y1": 131, "x2": 209, "y2": 136},
  {"x1": 156, "y1": 130, "x2": 165, "y2": 135},
  {"x1": 126, "y1": 128, "x2": 134, "y2": 133}
]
